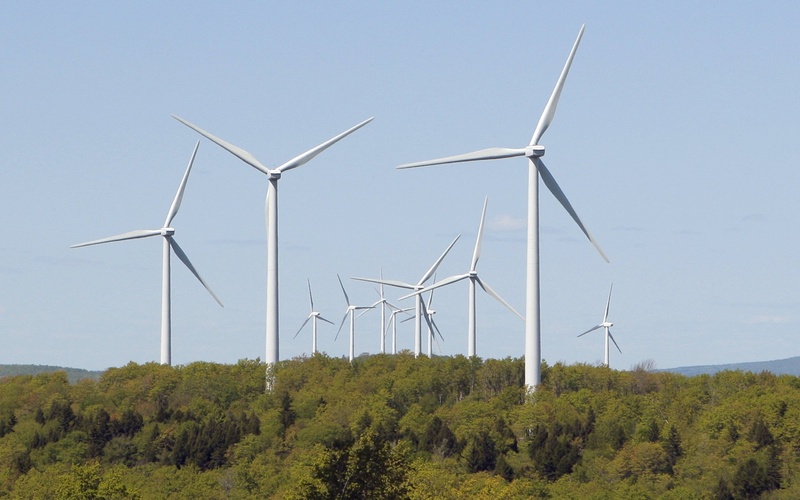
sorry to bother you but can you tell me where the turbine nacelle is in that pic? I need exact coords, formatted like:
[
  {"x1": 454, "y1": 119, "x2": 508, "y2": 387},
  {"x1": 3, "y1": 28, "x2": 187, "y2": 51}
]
[
  {"x1": 267, "y1": 170, "x2": 282, "y2": 181},
  {"x1": 525, "y1": 145, "x2": 546, "y2": 158},
  {"x1": 603, "y1": 321, "x2": 613, "y2": 328},
  {"x1": 161, "y1": 228, "x2": 176, "y2": 236}
]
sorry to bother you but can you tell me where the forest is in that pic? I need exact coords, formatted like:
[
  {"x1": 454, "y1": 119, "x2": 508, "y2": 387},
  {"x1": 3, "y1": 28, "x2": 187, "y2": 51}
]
[{"x1": 1, "y1": 353, "x2": 800, "y2": 498}]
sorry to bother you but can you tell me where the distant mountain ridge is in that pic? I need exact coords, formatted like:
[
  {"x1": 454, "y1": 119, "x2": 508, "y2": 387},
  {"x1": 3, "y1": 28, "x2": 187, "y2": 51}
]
[
  {"x1": 0, "y1": 364, "x2": 104, "y2": 383},
  {"x1": 661, "y1": 356, "x2": 800, "y2": 377}
]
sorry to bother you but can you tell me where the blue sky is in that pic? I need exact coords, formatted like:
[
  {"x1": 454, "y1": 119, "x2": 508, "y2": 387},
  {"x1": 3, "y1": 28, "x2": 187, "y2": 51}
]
[{"x1": 1, "y1": 2, "x2": 799, "y2": 371}]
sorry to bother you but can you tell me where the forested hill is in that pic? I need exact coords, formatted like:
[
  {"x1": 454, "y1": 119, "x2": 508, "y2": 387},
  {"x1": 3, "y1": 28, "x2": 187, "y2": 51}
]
[
  {"x1": 662, "y1": 355, "x2": 800, "y2": 377},
  {"x1": 0, "y1": 364, "x2": 103, "y2": 383},
  {"x1": 2, "y1": 355, "x2": 800, "y2": 497}
]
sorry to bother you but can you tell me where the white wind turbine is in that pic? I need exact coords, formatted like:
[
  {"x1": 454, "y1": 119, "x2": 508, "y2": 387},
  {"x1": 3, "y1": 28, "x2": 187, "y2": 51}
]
[
  {"x1": 353, "y1": 235, "x2": 460, "y2": 357},
  {"x1": 173, "y1": 115, "x2": 373, "y2": 376},
  {"x1": 363, "y1": 269, "x2": 402, "y2": 354},
  {"x1": 335, "y1": 274, "x2": 375, "y2": 362},
  {"x1": 400, "y1": 197, "x2": 524, "y2": 357},
  {"x1": 293, "y1": 279, "x2": 334, "y2": 355},
  {"x1": 72, "y1": 141, "x2": 223, "y2": 365},
  {"x1": 397, "y1": 25, "x2": 607, "y2": 391},
  {"x1": 386, "y1": 307, "x2": 413, "y2": 354},
  {"x1": 578, "y1": 284, "x2": 619, "y2": 367}
]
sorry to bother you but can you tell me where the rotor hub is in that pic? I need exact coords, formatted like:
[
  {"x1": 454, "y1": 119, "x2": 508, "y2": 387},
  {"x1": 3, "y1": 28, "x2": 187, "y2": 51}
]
[{"x1": 524, "y1": 145, "x2": 545, "y2": 158}]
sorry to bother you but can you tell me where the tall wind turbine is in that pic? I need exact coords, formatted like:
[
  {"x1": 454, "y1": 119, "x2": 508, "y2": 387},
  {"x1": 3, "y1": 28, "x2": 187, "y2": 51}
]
[
  {"x1": 353, "y1": 235, "x2": 460, "y2": 357},
  {"x1": 173, "y1": 115, "x2": 373, "y2": 376},
  {"x1": 335, "y1": 274, "x2": 374, "y2": 362},
  {"x1": 397, "y1": 25, "x2": 607, "y2": 391},
  {"x1": 72, "y1": 142, "x2": 223, "y2": 365},
  {"x1": 401, "y1": 197, "x2": 524, "y2": 357},
  {"x1": 578, "y1": 284, "x2": 619, "y2": 367},
  {"x1": 293, "y1": 279, "x2": 334, "y2": 354}
]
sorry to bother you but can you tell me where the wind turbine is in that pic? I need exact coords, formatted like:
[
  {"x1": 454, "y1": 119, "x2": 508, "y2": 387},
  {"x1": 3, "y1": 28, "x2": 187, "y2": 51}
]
[
  {"x1": 396, "y1": 25, "x2": 607, "y2": 391},
  {"x1": 386, "y1": 307, "x2": 413, "y2": 354},
  {"x1": 353, "y1": 235, "x2": 460, "y2": 357},
  {"x1": 363, "y1": 269, "x2": 402, "y2": 354},
  {"x1": 422, "y1": 288, "x2": 444, "y2": 357},
  {"x1": 400, "y1": 197, "x2": 524, "y2": 357},
  {"x1": 293, "y1": 279, "x2": 334, "y2": 354},
  {"x1": 578, "y1": 284, "x2": 619, "y2": 367},
  {"x1": 71, "y1": 141, "x2": 223, "y2": 365},
  {"x1": 173, "y1": 115, "x2": 373, "y2": 377},
  {"x1": 335, "y1": 274, "x2": 374, "y2": 362}
]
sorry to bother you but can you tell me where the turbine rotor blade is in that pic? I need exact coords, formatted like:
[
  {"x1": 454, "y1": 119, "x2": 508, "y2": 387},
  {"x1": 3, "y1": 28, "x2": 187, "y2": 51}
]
[
  {"x1": 475, "y1": 277, "x2": 525, "y2": 321},
  {"x1": 276, "y1": 117, "x2": 374, "y2": 173},
  {"x1": 172, "y1": 115, "x2": 271, "y2": 175},
  {"x1": 337, "y1": 274, "x2": 351, "y2": 306},
  {"x1": 608, "y1": 330, "x2": 622, "y2": 354},
  {"x1": 352, "y1": 277, "x2": 415, "y2": 290},
  {"x1": 71, "y1": 229, "x2": 162, "y2": 248},
  {"x1": 307, "y1": 279, "x2": 315, "y2": 311},
  {"x1": 471, "y1": 197, "x2": 488, "y2": 272},
  {"x1": 335, "y1": 312, "x2": 349, "y2": 341},
  {"x1": 318, "y1": 316, "x2": 335, "y2": 326},
  {"x1": 578, "y1": 324, "x2": 603, "y2": 337},
  {"x1": 534, "y1": 157, "x2": 609, "y2": 262},
  {"x1": 164, "y1": 141, "x2": 200, "y2": 227},
  {"x1": 398, "y1": 147, "x2": 526, "y2": 169},
  {"x1": 418, "y1": 234, "x2": 461, "y2": 285},
  {"x1": 169, "y1": 238, "x2": 223, "y2": 307},
  {"x1": 530, "y1": 24, "x2": 585, "y2": 146},
  {"x1": 293, "y1": 316, "x2": 312, "y2": 339},
  {"x1": 398, "y1": 273, "x2": 469, "y2": 300},
  {"x1": 604, "y1": 283, "x2": 613, "y2": 322}
]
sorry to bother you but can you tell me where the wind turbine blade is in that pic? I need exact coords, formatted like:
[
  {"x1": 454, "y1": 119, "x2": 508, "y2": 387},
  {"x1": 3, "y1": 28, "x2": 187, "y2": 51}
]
[
  {"x1": 318, "y1": 315, "x2": 335, "y2": 326},
  {"x1": 399, "y1": 274, "x2": 470, "y2": 300},
  {"x1": 307, "y1": 279, "x2": 315, "y2": 311},
  {"x1": 475, "y1": 277, "x2": 525, "y2": 321},
  {"x1": 164, "y1": 141, "x2": 200, "y2": 227},
  {"x1": 337, "y1": 274, "x2": 351, "y2": 306},
  {"x1": 471, "y1": 197, "x2": 488, "y2": 272},
  {"x1": 293, "y1": 316, "x2": 312, "y2": 339},
  {"x1": 534, "y1": 157, "x2": 609, "y2": 262},
  {"x1": 71, "y1": 229, "x2": 162, "y2": 248},
  {"x1": 418, "y1": 234, "x2": 461, "y2": 285},
  {"x1": 172, "y1": 115, "x2": 271, "y2": 175},
  {"x1": 398, "y1": 147, "x2": 526, "y2": 169},
  {"x1": 578, "y1": 324, "x2": 603, "y2": 337},
  {"x1": 530, "y1": 24, "x2": 585, "y2": 146},
  {"x1": 169, "y1": 238, "x2": 223, "y2": 307},
  {"x1": 352, "y1": 277, "x2": 415, "y2": 290},
  {"x1": 604, "y1": 283, "x2": 613, "y2": 322},
  {"x1": 609, "y1": 330, "x2": 622, "y2": 354},
  {"x1": 335, "y1": 312, "x2": 349, "y2": 341},
  {"x1": 276, "y1": 117, "x2": 374, "y2": 173}
]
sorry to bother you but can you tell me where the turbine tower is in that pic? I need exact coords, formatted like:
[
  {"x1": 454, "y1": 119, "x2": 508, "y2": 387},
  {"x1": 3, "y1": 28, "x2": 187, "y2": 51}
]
[
  {"x1": 401, "y1": 197, "x2": 524, "y2": 357},
  {"x1": 396, "y1": 25, "x2": 607, "y2": 391},
  {"x1": 578, "y1": 284, "x2": 619, "y2": 367},
  {"x1": 72, "y1": 142, "x2": 223, "y2": 365},
  {"x1": 173, "y1": 115, "x2": 373, "y2": 379},
  {"x1": 353, "y1": 235, "x2": 460, "y2": 357},
  {"x1": 335, "y1": 274, "x2": 374, "y2": 362},
  {"x1": 293, "y1": 279, "x2": 334, "y2": 354}
]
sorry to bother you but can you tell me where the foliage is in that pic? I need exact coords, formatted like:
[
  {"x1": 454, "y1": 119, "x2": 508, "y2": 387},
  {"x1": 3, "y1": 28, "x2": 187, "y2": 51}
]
[{"x1": 2, "y1": 356, "x2": 800, "y2": 497}]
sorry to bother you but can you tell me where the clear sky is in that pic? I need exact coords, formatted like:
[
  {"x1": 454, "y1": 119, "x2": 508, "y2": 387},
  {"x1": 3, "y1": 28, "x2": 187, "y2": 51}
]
[{"x1": 1, "y1": 2, "x2": 799, "y2": 371}]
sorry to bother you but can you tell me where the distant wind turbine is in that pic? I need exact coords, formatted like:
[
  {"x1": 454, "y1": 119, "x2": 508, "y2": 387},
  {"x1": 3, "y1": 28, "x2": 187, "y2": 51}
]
[
  {"x1": 173, "y1": 115, "x2": 373, "y2": 379},
  {"x1": 72, "y1": 141, "x2": 222, "y2": 365},
  {"x1": 364, "y1": 269, "x2": 402, "y2": 354},
  {"x1": 386, "y1": 307, "x2": 413, "y2": 354},
  {"x1": 401, "y1": 197, "x2": 524, "y2": 357},
  {"x1": 335, "y1": 274, "x2": 374, "y2": 362},
  {"x1": 293, "y1": 279, "x2": 334, "y2": 354},
  {"x1": 396, "y1": 25, "x2": 607, "y2": 391},
  {"x1": 578, "y1": 284, "x2": 619, "y2": 367},
  {"x1": 353, "y1": 235, "x2": 460, "y2": 357}
]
